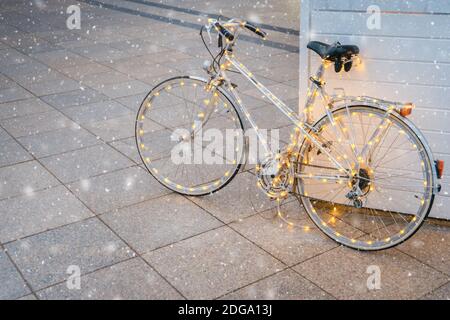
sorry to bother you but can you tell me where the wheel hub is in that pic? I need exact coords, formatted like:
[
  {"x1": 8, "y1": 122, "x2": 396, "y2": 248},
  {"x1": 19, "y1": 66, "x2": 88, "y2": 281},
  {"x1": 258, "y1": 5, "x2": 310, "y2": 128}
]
[
  {"x1": 356, "y1": 168, "x2": 371, "y2": 194},
  {"x1": 346, "y1": 167, "x2": 373, "y2": 208}
]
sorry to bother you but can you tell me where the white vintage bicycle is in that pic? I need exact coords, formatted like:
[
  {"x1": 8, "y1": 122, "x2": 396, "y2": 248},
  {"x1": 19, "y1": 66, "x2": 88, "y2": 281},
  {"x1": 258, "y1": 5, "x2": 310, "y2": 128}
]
[{"x1": 136, "y1": 18, "x2": 444, "y2": 250}]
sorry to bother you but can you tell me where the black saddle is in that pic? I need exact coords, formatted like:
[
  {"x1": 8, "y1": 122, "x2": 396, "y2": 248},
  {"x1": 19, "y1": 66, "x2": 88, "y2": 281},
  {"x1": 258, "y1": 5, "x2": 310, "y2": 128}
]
[{"x1": 307, "y1": 41, "x2": 359, "y2": 72}]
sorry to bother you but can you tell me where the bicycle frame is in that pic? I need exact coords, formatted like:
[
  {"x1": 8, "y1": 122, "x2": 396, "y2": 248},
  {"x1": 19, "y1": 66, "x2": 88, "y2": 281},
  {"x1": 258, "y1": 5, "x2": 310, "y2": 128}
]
[
  {"x1": 212, "y1": 52, "x2": 440, "y2": 193},
  {"x1": 134, "y1": 17, "x2": 443, "y2": 250},
  {"x1": 202, "y1": 18, "x2": 438, "y2": 187},
  {"x1": 217, "y1": 52, "x2": 349, "y2": 174}
]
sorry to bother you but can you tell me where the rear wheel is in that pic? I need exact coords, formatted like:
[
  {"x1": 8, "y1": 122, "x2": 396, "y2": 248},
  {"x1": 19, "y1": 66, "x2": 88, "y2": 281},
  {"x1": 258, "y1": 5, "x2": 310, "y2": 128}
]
[
  {"x1": 296, "y1": 105, "x2": 435, "y2": 250},
  {"x1": 136, "y1": 76, "x2": 244, "y2": 196}
]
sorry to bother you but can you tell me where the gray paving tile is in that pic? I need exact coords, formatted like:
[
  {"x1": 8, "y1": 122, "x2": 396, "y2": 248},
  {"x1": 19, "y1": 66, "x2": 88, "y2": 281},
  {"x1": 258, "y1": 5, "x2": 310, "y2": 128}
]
[
  {"x1": 398, "y1": 224, "x2": 450, "y2": 275},
  {"x1": 143, "y1": 226, "x2": 284, "y2": 299},
  {"x1": 18, "y1": 125, "x2": 100, "y2": 158},
  {"x1": 0, "y1": 126, "x2": 11, "y2": 141},
  {"x1": 70, "y1": 44, "x2": 130, "y2": 62},
  {"x1": 113, "y1": 27, "x2": 159, "y2": 41},
  {"x1": 244, "y1": 82, "x2": 299, "y2": 102},
  {"x1": 137, "y1": 73, "x2": 173, "y2": 87},
  {"x1": 94, "y1": 80, "x2": 150, "y2": 99},
  {"x1": 109, "y1": 39, "x2": 167, "y2": 56},
  {"x1": 0, "y1": 250, "x2": 31, "y2": 299},
  {"x1": 67, "y1": 166, "x2": 170, "y2": 214},
  {"x1": 9, "y1": 21, "x2": 56, "y2": 34},
  {"x1": 1, "y1": 111, "x2": 76, "y2": 138},
  {"x1": 161, "y1": 56, "x2": 204, "y2": 74},
  {"x1": 0, "y1": 86, "x2": 32, "y2": 103},
  {"x1": 31, "y1": 49, "x2": 91, "y2": 69},
  {"x1": 422, "y1": 282, "x2": 450, "y2": 300},
  {"x1": 34, "y1": 29, "x2": 86, "y2": 44},
  {"x1": 255, "y1": 63, "x2": 300, "y2": 82},
  {"x1": 249, "y1": 104, "x2": 293, "y2": 129},
  {"x1": 55, "y1": 37, "x2": 97, "y2": 50},
  {"x1": 17, "y1": 294, "x2": 37, "y2": 300},
  {"x1": 0, "y1": 48, "x2": 30, "y2": 66},
  {"x1": 0, "y1": 98, "x2": 53, "y2": 120},
  {"x1": 175, "y1": 48, "x2": 211, "y2": 61},
  {"x1": 109, "y1": 137, "x2": 141, "y2": 163},
  {"x1": 0, "y1": 74, "x2": 14, "y2": 90},
  {"x1": 37, "y1": 258, "x2": 182, "y2": 300},
  {"x1": 222, "y1": 269, "x2": 333, "y2": 300},
  {"x1": 6, "y1": 217, "x2": 134, "y2": 290},
  {"x1": 40, "y1": 144, "x2": 134, "y2": 183},
  {"x1": 115, "y1": 92, "x2": 147, "y2": 111},
  {"x1": 80, "y1": 71, "x2": 133, "y2": 87},
  {"x1": 102, "y1": 193, "x2": 222, "y2": 253},
  {"x1": 230, "y1": 206, "x2": 338, "y2": 266},
  {"x1": 0, "y1": 185, "x2": 93, "y2": 243},
  {"x1": 0, "y1": 160, "x2": 59, "y2": 200},
  {"x1": 2, "y1": 32, "x2": 50, "y2": 49},
  {"x1": 111, "y1": 51, "x2": 188, "y2": 75},
  {"x1": 0, "y1": 61, "x2": 50, "y2": 80},
  {"x1": 83, "y1": 114, "x2": 139, "y2": 142},
  {"x1": 40, "y1": 88, "x2": 108, "y2": 110},
  {"x1": 23, "y1": 78, "x2": 81, "y2": 97},
  {"x1": 84, "y1": 30, "x2": 131, "y2": 46},
  {"x1": 236, "y1": 93, "x2": 272, "y2": 110},
  {"x1": 12, "y1": 69, "x2": 70, "y2": 87},
  {"x1": 61, "y1": 100, "x2": 132, "y2": 125},
  {"x1": 288, "y1": 78, "x2": 299, "y2": 89},
  {"x1": 294, "y1": 246, "x2": 448, "y2": 300},
  {"x1": 112, "y1": 61, "x2": 172, "y2": 80},
  {"x1": 0, "y1": 139, "x2": 32, "y2": 167},
  {"x1": 13, "y1": 37, "x2": 61, "y2": 55},
  {"x1": 189, "y1": 172, "x2": 276, "y2": 223},
  {"x1": 59, "y1": 63, "x2": 112, "y2": 81},
  {"x1": 239, "y1": 44, "x2": 287, "y2": 59}
]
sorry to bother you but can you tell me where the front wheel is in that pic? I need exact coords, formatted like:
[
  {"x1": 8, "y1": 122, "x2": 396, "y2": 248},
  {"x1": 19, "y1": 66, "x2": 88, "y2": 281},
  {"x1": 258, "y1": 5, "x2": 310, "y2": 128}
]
[
  {"x1": 296, "y1": 105, "x2": 436, "y2": 250},
  {"x1": 135, "y1": 76, "x2": 245, "y2": 196}
]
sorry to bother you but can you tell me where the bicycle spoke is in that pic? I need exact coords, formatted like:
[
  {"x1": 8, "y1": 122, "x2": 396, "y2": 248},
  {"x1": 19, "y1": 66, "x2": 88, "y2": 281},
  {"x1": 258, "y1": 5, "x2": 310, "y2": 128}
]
[{"x1": 136, "y1": 77, "x2": 243, "y2": 195}]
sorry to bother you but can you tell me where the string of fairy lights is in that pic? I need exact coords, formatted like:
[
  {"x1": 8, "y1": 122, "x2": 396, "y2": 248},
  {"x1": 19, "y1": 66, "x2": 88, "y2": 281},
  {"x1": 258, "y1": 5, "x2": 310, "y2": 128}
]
[{"x1": 135, "y1": 18, "x2": 438, "y2": 250}]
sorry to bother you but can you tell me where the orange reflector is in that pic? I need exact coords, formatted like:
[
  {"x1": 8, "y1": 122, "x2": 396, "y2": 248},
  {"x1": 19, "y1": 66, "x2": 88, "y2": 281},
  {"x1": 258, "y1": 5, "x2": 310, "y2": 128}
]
[
  {"x1": 436, "y1": 160, "x2": 444, "y2": 179},
  {"x1": 399, "y1": 103, "x2": 414, "y2": 117}
]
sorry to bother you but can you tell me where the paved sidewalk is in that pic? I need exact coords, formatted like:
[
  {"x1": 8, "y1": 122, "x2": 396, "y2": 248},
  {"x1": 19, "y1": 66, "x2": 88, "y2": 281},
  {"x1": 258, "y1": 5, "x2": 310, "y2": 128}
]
[{"x1": 0, "y1": 0, "x2": 449, "y2": 300}]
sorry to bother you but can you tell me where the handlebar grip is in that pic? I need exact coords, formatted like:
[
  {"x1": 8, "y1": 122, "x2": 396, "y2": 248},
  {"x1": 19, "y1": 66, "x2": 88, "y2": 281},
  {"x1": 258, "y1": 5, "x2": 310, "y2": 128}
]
[
  {"x1": 244, "y1": 22, "x2": 267, "y2": 38},
  {"x1": 214, "y1": 22, "x2": 234, "y2": 41}
]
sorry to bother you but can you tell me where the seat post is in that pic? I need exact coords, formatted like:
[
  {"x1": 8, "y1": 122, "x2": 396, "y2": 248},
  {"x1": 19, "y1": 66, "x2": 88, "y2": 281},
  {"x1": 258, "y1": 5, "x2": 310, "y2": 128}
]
[{"x1": 314, "y1": 62, "x2": 326, "y2": 81}]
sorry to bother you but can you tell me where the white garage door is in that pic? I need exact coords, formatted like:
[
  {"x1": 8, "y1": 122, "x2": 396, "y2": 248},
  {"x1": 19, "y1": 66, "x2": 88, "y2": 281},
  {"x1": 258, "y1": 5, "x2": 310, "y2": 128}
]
[{"x1": 299, "y1": 0, "x2": 450, "y2": 219}]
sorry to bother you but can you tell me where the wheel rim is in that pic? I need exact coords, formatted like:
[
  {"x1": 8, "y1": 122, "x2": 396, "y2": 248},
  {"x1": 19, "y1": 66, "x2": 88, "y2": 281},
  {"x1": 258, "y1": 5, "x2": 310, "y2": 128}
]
[
  {"x1": 297, "y1": 106, "x2": 434, "y2": 250},
  {"x1": 136, "y1": 77, "x2": 244, "y2": 195}
]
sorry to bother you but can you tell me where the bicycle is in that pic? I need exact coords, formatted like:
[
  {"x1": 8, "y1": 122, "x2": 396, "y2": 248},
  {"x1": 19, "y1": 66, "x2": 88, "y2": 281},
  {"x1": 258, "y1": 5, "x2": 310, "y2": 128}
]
[{"x1": 135, "y1": 18, "x2": 444, "y2": 250}]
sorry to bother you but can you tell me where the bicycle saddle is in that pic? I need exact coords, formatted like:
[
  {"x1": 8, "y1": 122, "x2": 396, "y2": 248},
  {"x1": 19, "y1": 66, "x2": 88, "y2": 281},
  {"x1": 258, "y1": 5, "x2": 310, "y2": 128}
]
[
  {"x1": 307, "y1": 41, "x2": 359, "y2": 60},
  {"x1": 307, "y1": 41, "x2": 359, "y2": 72}
]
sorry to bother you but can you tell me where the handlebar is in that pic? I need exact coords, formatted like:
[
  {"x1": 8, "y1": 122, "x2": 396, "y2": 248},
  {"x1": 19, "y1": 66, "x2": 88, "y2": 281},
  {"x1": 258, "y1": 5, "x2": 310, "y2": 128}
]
[
  {"x1": 207, "y1": 18, "x2": 268, "y2": 44},
  {"x1": 243, "y1": 21, "x2": 267, "y2": 39},
  {"x1": 214, "y1": 22, "x2": 235, "y2": 41}
]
